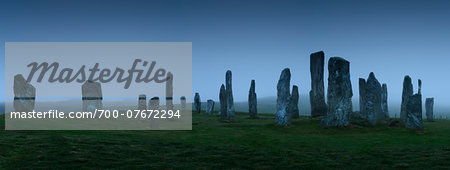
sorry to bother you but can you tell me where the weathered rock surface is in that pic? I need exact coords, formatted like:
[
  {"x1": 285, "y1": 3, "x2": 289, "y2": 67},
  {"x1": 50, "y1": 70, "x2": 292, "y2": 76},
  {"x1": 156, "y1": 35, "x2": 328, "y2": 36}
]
[
  {"x1": 400, "y1": 76, "x2": 413, "y2": 123},
  {"x1": 226, "y1": 70, "x2": 235, "y2": 122},
  {"x1": 206, "y1": 99, "x2": 215, "y2": 115},
  {"x1": 166, "y1": 72, "x2": 174, "y2": 110},
  {"x1": 290, "y1": 85, "x2": 300, "y2": 119},
  {"x1": 321, "y1": 57, "x2": 352, "y2": 127},
  {"x1": 82, "y1": 80, "x2": 102, "y2": 112},
  {"x1": 365, "y1": 73, "x2": 383, "y2": 125},
  {"x1": 138, "y1": 94, "x2": 147, "y2": 110},
  {"x1": 14, "y1": 74, "x2": 36, "y2": 112},
  {"x1": 309, "y1": 51, "x2": 327, "y2": 117},
  {"x1": 248, "y1": 80, "x2": 257, "y2": 118},
  {"x1": 405, "y1": 94, "x2": 423, "y2": 131},
  {"x1": 425, "y1": 98, "x2": 434, "y2": 121},
  {"x1": 275, "y1": 68, "x2": 291, "y2": 126},
  {"x1": 219, "y1": 84, "x2": 227, "y2": 118},
  {"x1": 180, "y1": 96, "x2": 186, "y2": 110},
  {"x1": 359, "y1": 78, "x2": 366, "y2": 119},
  {"x1": 193, "y1": 93, "x2": 201, "y2": 113},
  {"x1": 381, "y1": 84, "x2": 389, "y2": 118}
]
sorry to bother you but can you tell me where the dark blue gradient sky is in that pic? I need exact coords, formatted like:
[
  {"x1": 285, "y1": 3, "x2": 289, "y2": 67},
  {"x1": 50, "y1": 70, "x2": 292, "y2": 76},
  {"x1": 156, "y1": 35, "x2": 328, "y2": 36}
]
[{"x1": 1, "y1": 0, "x2": 450, "y2": 113}]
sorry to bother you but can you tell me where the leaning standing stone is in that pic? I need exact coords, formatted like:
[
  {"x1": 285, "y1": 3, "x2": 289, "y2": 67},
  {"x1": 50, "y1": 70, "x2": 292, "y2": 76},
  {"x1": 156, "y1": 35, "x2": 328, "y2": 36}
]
[
  {"x1": 309, "y1": 51, "x2": 327, "y2": 117},
  {"x1": 194, "y1": 93, "x2": 201, "y2": 113},
  {"x1": 401, "y1": 76, "x2": 413, "y2": 123},
  {"x1": 365, "y1": 72, "x2": 382, "y2": 125},
  {"x1": 219, "y1": 84, "x2": 227, "y2": 118},
  {"x1": 381, "y1": 84, "x2": 389, "y2": 118},
  {"x1": 206, "y1": 100, "x2": 215, "y2": 115},
  {"x1": 321, "y1": 57, "x2": 353, "y2": 127},
  {"x1": 359, "y1": 78, "x2": 366, "y2": 119},
  {"x1": 13, "y1": 74, "x2": 36, "y2": 112},
  {"x1": 226, "y1": 70, "x2": 235, "y2": 122},
  {"x1": 82, "y1": 80, "x2": 103, "y2": 112},
  {"x1": 405, "y1": 94, "x2": 423, "y2": 131},
  {"x1": 248, "y1": 80, "x2": 257, "y2": 118},
  {"x1": 425, "y1": 98, "x2": 434, "y2": 121},
  {"x1": 166, "y1": 72, "x2": 174, "y2": 110},
  {"x1": 290, "y1": 85, "x2": 300, "y2": 119},
  {"x1": 138, "y1": 94, "x2": 147, "y2": 111},
  {"x1": 275, "y1": 68, "x2": 291, "y2": 126}
]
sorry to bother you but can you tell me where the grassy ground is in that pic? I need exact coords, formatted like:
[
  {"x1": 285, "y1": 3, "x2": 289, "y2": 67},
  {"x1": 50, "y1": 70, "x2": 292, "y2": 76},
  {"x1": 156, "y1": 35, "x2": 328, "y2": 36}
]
[{"x1": 1, "y1": 112, "x2": 449, "y2": 169}]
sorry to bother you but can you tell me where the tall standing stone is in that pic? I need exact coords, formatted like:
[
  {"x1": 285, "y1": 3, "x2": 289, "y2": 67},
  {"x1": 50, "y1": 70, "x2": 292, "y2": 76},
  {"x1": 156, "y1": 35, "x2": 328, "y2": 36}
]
[
  {"x1": 226, "y1": 70, "x2": 235, "y2": 122},
  {"x1": 290, "y1": 85, "x2": 300, "y2": 119},
  {"x1": 309, "y1": 51, "x2": 327, "y2": 117},
  {"x1": 180, "y1": 96, "x2": 186, "y2": 110},
  {"x1": 248, "y1": 80, "x2": 257, "y2": 118},
  {"x1": 359, "y1": 78, "x2": 367, "y2": 119},
  {"x1": 425, "y1": 98, "x2": 434, "y2": 121},
  {"x1": 138, "y1": 94, "x2": 147, "y2": 110},
  {"x1": 401, "y1": 76, "x2": 413, "y2": 123},
  {"x1": 166, "y1": 72, "x2": 174, "y2": 110},
  {"x1": 219, "y1": 84, "x2": 227, "y2": 118},
  {"x1": 321, "y1": 57, "x2": 353, "y2": 127},
  {"x1": 206, "y1": 99, "x2": 215, "y2": 115},
  {"x1": 381, "y1": 84, "x2": 389, "y2": 118},
  {"x1": 82, "y1": 80, "x2": 102, "y2": 112},
  {"x1": 193, "y1": 93, "x2": 201, "y2": 113},
  {"x1": 405, "y1": 94, "x2": 423, "y2": 131},
  {"x1": 13, "y1": 74, "x2": 36, "y2": 112},
  {"x1": 365, "y1": 72, "x2": 382, "y2": 125},
  {"x1": 275, "y1": 68, "x2": 291, "y2": 126}
]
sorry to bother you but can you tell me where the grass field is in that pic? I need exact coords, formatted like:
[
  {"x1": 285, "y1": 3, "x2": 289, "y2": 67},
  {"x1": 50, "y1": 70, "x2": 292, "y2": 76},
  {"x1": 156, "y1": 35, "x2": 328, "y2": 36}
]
[{"x1": 1, "y1": 112, "x2": 449, "y2": 169}]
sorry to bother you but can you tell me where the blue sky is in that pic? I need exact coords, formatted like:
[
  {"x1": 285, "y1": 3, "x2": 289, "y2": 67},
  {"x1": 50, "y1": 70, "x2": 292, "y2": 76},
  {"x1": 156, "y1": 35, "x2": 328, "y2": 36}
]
[{"x1": 1, "y1": 0, "x2": 450, "y2": 113}]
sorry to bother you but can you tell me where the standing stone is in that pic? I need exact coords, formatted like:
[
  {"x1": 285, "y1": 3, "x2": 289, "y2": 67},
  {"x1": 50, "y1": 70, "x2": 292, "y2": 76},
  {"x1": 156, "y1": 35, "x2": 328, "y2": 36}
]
[
  {"x1": 138, "y1": 94, "x2": 147, "y2": 110},
  {"x1": 193, "y1": 93, "x2": 201, "y2": 113},
  {"x1": 365, "y1": 72, "x2": 382, "y2": 125},
  {"x1": 13, "y1": 74, "x2": 36, "y2": 112},
  {"x1": 82, "y1": 80, "x2": 102, "y2": 112},
  {"x1": 381, "y1": 84, "x2": 389, "y2": 118},
  {"x1": 359, "y1": 78, "x2": 367, "y2": 119},
  {"x1": 309, "y1": 51, "x2": 327, "y2": 117},
  {"x1": 148, "y1": 97, "x2": 160, "y2": 110},
  {"x1": 405, "y1": 94, "x2": 423, "y2": 131},
  {"x1": 275, "y1": 68, "x2": 291, "y2": 126},
  {"x1": 248, "y1": 80, "x2": 257, "y2": 118},
  {"x1": 321, "y1": 57, "x2": 353, "y2": 127},
  {"x1": 418, "y1": 79, "x2": 422, "y2": 94},
  {"x1": 226, "y1": 70, "x2": 235, "y2": 122},
  {"x1": 166, "y1": 72, "x2": 174, "y2": 110},
  {"x1": 290, "y1": 85, "x2": 300, "y2": 119},
  {"x1": 206, "y1": 100, "x2": 215, "y2": 115},
  {"x1": 219, "y1": 84, "x2": 227, "y2": 118},
  {"x1": 180, "y1": 96, "x2": 186, "y2": 110},
  {"x1": 148, "y1": 97, "x2": 160, "y2": 129},
  {"x1": 400, "y1": 76, "x2": 413, "y2": 123},
  {"x1": 425, "y1": 98, "x2": 434, "y2": 121}
]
